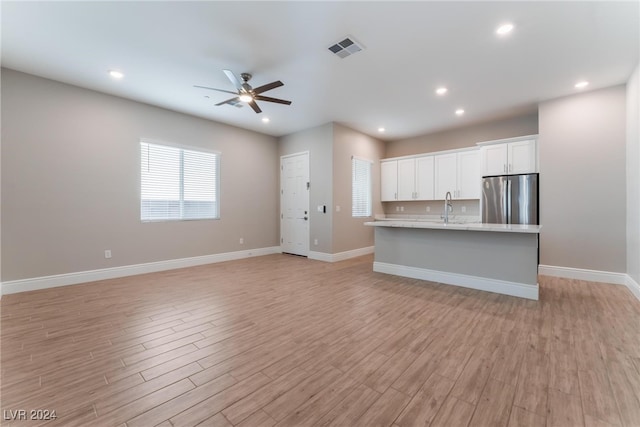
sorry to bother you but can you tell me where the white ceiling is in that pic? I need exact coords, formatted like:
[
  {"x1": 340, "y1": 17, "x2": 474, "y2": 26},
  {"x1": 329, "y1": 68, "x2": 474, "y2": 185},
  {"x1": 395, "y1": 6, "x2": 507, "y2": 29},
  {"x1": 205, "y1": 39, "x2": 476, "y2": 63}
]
[{"x1": 2, "y1": 1, "x2": 638, "y2": 140}]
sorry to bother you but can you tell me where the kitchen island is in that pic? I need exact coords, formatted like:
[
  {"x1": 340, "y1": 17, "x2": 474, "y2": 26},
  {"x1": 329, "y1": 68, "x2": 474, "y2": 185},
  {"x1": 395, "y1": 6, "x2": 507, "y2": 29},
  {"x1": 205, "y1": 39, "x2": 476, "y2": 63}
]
[{"x1": 365, "y1": 220, "x2": 541, "y2": 300}]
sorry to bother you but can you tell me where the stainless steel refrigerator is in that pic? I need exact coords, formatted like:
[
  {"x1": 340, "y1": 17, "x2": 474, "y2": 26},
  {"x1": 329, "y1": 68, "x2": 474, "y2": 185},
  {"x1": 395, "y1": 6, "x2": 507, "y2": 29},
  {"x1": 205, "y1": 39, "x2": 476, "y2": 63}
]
[{"x1": 482, "y1": 173, "x2": 538, "y2": 224}]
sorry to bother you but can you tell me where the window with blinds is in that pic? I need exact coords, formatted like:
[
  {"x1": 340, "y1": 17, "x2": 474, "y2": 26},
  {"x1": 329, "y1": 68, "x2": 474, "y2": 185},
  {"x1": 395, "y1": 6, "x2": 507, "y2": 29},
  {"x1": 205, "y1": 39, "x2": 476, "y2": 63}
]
[
  {"x1": 140, "y1": 141, "x2": 219, "y2": 221},
  {"x1": 352, "y1": 156, "x2": 372, "y2": 218}
]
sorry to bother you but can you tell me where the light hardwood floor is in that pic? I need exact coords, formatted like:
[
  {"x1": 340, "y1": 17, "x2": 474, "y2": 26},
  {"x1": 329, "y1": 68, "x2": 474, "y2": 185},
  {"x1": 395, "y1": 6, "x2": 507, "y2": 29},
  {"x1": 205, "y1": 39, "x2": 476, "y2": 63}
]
[{"x1": 1, "y1": 254, "x2": 639, "y2": 427}]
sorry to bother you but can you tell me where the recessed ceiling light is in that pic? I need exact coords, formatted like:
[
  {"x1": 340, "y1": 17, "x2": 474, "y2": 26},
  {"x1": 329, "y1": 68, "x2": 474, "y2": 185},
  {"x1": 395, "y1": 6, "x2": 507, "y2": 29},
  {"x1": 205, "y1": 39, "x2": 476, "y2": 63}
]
[
  {"x1": 455, "y1": 109, "x2": 465, "y2": 116},
  {"x1": 436, "y1": 87, "x2": 448, "y2": 95},
  {"x1": 262, "y1": 117, "x2": 270, "y2": 123},
  {"x1": 378, "y1": 127, "x2": 385, "y2": 133},
  {"x1": 575, "y1": 81, "x2": 589, "y2": 89},
  {"x1": 109, "y1": 70, "x2": 124, "y2": 79},
  {"x1": 496, "y1": 23, "x2": 514, "y2": 35}
]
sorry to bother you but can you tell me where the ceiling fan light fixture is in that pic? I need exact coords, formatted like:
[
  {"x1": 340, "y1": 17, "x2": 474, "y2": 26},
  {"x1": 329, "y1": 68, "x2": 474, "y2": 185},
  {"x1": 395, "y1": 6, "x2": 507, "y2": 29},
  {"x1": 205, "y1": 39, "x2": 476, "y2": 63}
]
[{"x1": 239, "y1": 93, "x2": 253, "y2": 103}]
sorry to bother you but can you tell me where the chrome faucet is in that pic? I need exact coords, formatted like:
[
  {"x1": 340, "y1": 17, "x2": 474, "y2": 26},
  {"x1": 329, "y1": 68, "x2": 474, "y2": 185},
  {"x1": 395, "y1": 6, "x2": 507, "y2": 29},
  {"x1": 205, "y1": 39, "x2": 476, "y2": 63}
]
[{"x1": 443, "y1": 191, "x2": 453, "y2": 224}]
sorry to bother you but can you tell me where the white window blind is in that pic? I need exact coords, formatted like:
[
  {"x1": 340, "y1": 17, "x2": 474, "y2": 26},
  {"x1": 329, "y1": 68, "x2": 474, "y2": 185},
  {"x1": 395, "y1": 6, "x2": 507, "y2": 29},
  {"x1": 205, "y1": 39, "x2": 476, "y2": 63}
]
[
  {"x1": 140, "y1": 141, "x2": 219, "y2": 221},
  {"x1": 352, "y1": 156, "x2": 372, "y2": 218}
]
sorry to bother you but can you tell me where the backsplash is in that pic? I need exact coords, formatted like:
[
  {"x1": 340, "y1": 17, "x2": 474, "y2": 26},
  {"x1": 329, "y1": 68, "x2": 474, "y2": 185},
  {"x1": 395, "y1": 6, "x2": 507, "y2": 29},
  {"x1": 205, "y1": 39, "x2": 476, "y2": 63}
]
[{"x1": 382, "y1": 200, "x2": 480, "y2": 218}]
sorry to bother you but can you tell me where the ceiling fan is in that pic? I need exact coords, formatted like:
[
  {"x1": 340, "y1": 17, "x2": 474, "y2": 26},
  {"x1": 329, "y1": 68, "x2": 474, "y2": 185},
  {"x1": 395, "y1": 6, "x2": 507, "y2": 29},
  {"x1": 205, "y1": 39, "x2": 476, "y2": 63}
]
[{"x1": 194, "y1": 70, "x2": 291, "y2": 114}]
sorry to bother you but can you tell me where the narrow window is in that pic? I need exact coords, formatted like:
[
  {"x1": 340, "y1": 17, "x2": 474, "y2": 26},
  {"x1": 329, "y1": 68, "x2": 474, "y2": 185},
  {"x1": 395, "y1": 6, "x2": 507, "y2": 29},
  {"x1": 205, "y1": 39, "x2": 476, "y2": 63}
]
[
  {"x1": 140, "y1": 141, "x2": 219, "y2": 221},
  {"x1": 352, "y1": 156, "x2": 372, "y2": 217}
]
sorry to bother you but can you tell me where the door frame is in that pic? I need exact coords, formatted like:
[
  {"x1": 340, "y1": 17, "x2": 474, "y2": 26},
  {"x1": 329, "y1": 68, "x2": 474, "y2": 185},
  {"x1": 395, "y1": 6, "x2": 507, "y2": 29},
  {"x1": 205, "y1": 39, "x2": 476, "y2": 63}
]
[{"x1": 280, "y1": 151, "x2": 310, "y2": 256}]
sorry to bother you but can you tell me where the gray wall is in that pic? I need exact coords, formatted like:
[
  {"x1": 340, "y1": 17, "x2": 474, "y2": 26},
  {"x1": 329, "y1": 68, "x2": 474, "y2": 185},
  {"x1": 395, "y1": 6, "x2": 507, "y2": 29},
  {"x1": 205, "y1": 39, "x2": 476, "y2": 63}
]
[
  {"x1": 385, "y1": 113, "x2": 539, "y2": 158},
  {"x1": 627, "y1": 64, "x2": 640, "y2": 285},
  {"x1": 1, "y1": 69, "x2": 279, "y2": 281},
  {"x1": 539, "y1": 85, "x2": 627, "y2": 273},
  {"x1": 278, "y1": 123, "x2": 334, "y2": 254},
  {"x1": 332, "y1": 123, "x2": 385, "y2": 253}
]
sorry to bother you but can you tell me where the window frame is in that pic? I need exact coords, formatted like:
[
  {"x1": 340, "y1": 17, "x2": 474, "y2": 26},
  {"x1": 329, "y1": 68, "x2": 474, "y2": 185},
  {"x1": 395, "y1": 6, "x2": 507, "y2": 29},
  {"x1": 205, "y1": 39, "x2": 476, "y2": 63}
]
[
  {"x1": 351, "y1": 155, "x2": 373, "y2": 218},
  {"x1": 140, "y1": 139, "x2": 221, "y2": 222}
]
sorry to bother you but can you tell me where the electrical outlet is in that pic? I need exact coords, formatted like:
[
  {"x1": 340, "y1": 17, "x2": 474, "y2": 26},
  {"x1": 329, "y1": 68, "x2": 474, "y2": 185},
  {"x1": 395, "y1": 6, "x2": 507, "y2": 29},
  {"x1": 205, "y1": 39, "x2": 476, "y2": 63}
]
[
  {"x1": 396, "y1": 206, "x2": 400, "y2": 212},
  {"x1": 426, "y1": 206, "x2": 431, "y2": 212},
  {"x1": 400, "y1": 206, "x2": 404, "y2": 212},
  {"x1": 239, "y1": 238, "x2": 244, "y2": 244},
  {"x1": 104, "y1": 250, "x2": 112, "y2": 259},
  {"x1": 336, "y1": 205, "x2": 341, "y2": 212},
  {"x1": 461, "y1": 206, "x2": 466, "y2": 213},
  {"x1": 314, "y1": 238, "x2": 318, "y2": 246}
]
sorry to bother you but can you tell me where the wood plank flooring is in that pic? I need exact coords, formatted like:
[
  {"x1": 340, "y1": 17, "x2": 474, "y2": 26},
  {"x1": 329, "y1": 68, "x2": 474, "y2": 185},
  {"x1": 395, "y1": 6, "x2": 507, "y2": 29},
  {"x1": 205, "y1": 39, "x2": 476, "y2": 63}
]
[{"x1": 1, "y1": 254, "x2": 639, "y2": 427}]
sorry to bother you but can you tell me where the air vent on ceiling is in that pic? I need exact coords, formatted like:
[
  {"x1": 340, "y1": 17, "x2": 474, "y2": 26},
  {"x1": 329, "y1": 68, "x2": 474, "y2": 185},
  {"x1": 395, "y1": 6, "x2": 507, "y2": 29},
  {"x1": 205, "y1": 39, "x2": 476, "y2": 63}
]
[{"x1": 328, "y1": 36, "x2": 365, "y2": 59}]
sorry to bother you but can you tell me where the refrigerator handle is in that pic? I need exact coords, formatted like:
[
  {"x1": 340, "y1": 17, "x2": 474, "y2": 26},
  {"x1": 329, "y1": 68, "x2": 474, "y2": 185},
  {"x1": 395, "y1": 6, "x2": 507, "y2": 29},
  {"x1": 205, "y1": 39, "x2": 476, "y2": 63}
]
[{"x1": 506, "y1": 178, "x2": 511, "y2": 224}]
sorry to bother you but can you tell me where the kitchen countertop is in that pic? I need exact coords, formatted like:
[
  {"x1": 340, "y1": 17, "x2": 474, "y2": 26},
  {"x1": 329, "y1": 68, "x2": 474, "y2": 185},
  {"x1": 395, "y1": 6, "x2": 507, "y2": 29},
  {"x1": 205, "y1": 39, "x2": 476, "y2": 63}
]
[{"x1": 364, "y1": 220, "x2": 541, "y2": 234}]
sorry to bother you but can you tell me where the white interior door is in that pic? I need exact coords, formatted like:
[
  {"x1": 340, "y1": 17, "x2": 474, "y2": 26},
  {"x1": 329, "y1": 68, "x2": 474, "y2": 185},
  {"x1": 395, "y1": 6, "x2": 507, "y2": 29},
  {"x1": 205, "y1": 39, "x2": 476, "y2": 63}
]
[{"x1": 281, "y1": 152, "x2": 309, "y2": 256}]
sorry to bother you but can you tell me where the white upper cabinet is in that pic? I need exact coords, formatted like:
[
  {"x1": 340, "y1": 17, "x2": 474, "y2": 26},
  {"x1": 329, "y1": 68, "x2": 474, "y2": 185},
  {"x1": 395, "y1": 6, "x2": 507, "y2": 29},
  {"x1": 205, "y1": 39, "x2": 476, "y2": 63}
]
[
  {"x1": 382, "y1": 149, "x2": 479, "y2": 202},
  {"x1": 397, "y1": 158, "x2": 416, "y2": 200},
  {"x1": 435, "y1": 150, "x2": 480, "y2": 200},
  {"x1": 480, "y1": 137, "x2": 537, "y2": 176},
  {"x1": 383, "y1": 156, "x2": 435, "y2": 201},
  {"x1": 508, "y1": 139, "x2": 537, "y2": 174},
  {"x1": 434, "y1": 153, "x2": 457, "y2": 200},
  {"x1": 415, "y1": 156, "x2": 435, "y2": 200},
  {"x1": 381, "y1": 160, "x2": 398, "y2": 201},
  {"x1": 481, "y1": 144, "x2": 508, "y2": 176},
  {"x1": 457, "y1": 150, "x2": 480, "y2": 199}
]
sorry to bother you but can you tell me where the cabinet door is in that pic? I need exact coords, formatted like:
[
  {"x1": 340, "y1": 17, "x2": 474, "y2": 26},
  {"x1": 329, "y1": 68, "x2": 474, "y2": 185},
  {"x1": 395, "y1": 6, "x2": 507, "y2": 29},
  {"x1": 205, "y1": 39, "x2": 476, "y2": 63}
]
[
  {"x1": 397, "y1": 158, "x2": 416, "y2": 201},
  {"x1": 415, "y1": 156, "x2": 434, "y2": 200},
  {"x1": 380, "y1": 161, "x2": 398, "y2": 201},
  {"x1": 508, "y1": 139, "x2": 536, "y2": 174},
  {"x1": 434, "y1": 153, "x2": 457, "y2": 200},
  {"x1": 481, "y1": 144, "x2": 507, "y2": 176},
  {"x1": 457, "y1": 150, "x2": 480, "y2": 199}
]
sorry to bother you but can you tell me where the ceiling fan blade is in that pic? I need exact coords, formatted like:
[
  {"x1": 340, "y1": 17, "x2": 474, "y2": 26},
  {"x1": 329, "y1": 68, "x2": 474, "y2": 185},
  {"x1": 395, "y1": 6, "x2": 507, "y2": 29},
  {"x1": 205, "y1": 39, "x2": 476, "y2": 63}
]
[
  {"x1": 248, "y1": 100, "x2": 262, "y2": 114},
  {"x1": 254, "y1": 95, "x2": 292, "y2": 105},
  {"x1": 194, "y1": 85, "x2": 238, "y2": 95},
  {"x1": 223, "y1": 69, "x2": 243, "y2": 91},
  {"x1": 252, "y1": 80, "x2": 284, "y2": 94},
  {"x1": 215, "y1": 97, "x2": 239, "y2": 106}
]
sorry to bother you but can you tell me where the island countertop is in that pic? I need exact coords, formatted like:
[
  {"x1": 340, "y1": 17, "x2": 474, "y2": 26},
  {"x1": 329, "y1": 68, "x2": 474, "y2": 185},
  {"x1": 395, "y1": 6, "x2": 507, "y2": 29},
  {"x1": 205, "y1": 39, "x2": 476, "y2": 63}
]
[{"x1": 365, "y1": 220, "x2": 541, "y2": 234}]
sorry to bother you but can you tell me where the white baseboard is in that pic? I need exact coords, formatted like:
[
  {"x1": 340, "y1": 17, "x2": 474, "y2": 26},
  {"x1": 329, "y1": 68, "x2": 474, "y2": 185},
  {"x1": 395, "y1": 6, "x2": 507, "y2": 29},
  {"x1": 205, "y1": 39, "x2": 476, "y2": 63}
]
[
  {"x1": 308, "y1": 246, "x2": 374, "y2": 263},
  {"x1": 538, "y1": 264, "x2": 640, "y2": 302},
  {"x1": 625, "y1": 275, "x2": 640, "y2": 301},
  {"x1": 373, "y1": 261, "x2": 539, "y2": 300},
  {"x1": 1, "y1": 246, "x2": 281, "y2": 295},
  {"x1": 538, "y1": 264, "x2": 627, "y2": 285}
]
